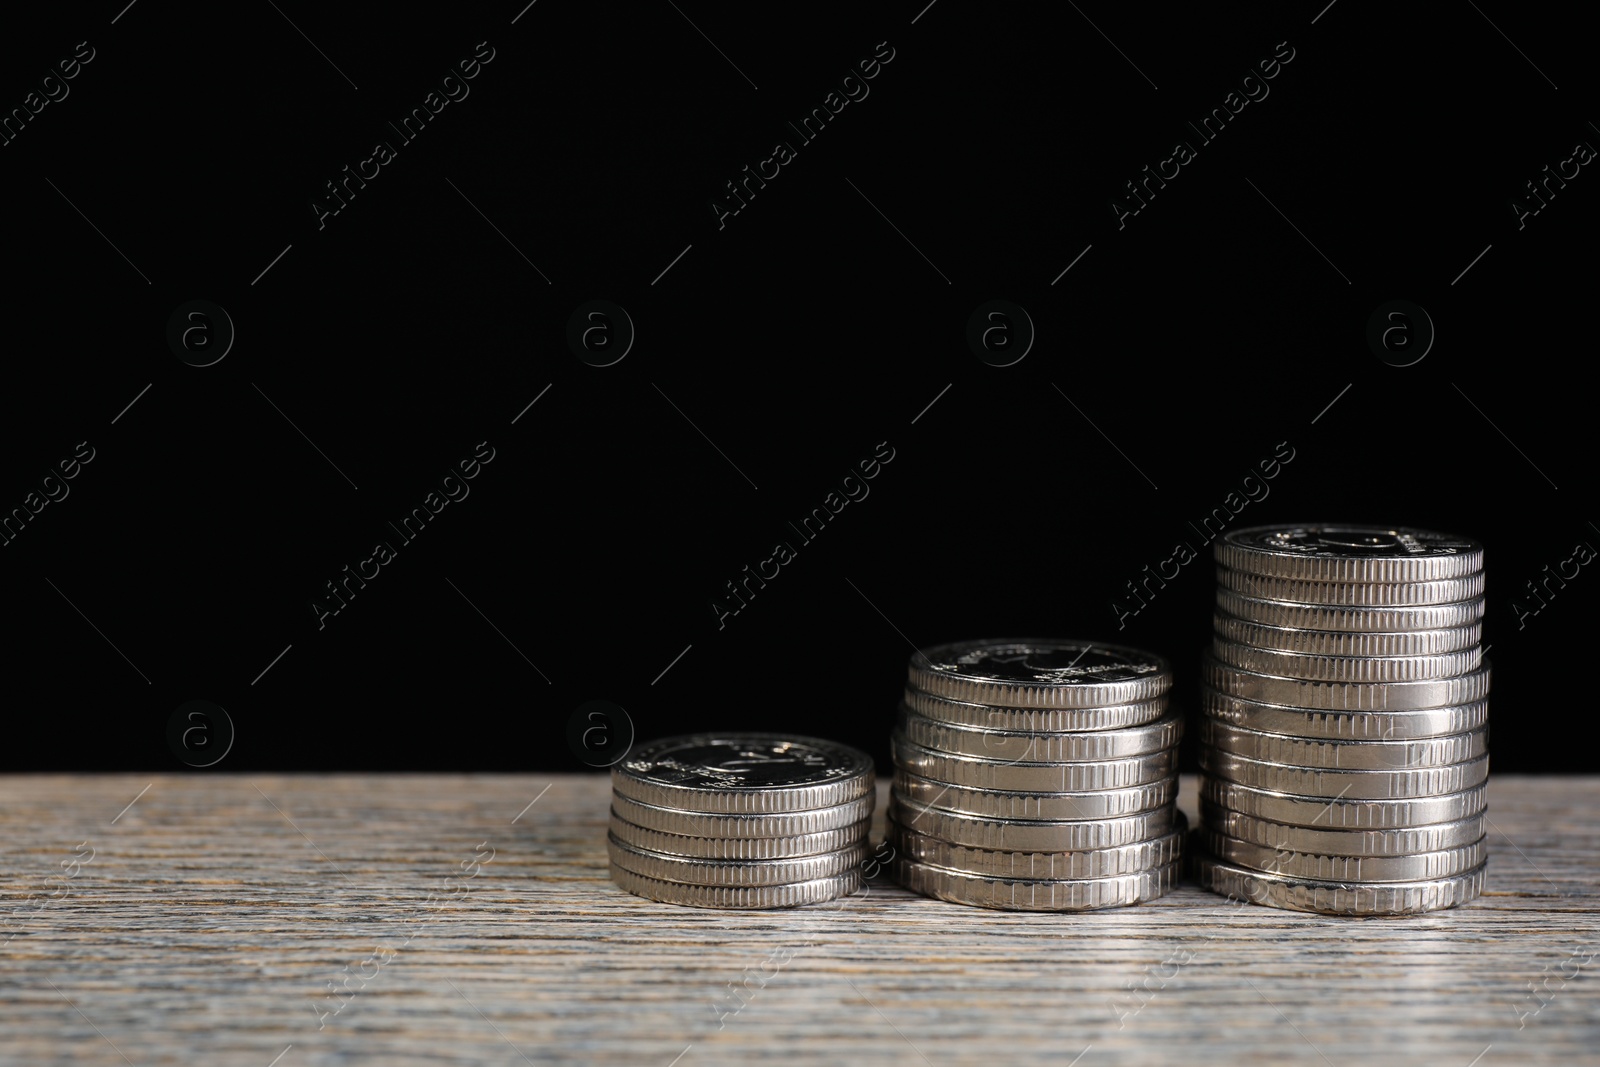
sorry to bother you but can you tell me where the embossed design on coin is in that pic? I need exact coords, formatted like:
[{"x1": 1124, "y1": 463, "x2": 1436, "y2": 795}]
[
  {"x1": 908, "y1": 639, "x2": 1171, "y2": 709},
  {"x1": 1217, "y1": 524, "x2": 1483, "y2": 582},
  {"x1": 613, "y1": 734, "x2": 873, "y2": 813}
]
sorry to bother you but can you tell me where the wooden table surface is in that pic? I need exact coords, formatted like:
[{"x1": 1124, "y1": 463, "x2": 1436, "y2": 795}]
[{"x1": 2, "y1": 773, "x2": 1595, "y2": 1066}]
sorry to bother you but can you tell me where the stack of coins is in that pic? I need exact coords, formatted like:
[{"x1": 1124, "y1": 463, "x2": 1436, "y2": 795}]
[
  {"x1": 607, "y1": 733, "x2": 875, "y2": 908},
  {"x1": 888, "y1": 639, "x2": 1185, "y2": 910},
  {"x1": 1195, "y1": 523, "x2": 1490, "y2": 915}
]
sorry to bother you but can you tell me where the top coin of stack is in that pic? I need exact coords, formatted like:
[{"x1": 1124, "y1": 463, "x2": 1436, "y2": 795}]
[
  {"x1": 608, "y1": 733, "x2": 875, "y2": 908},
  {"x1": 1196, "y1": 523, "x2": 1490, "y2": 915},
  {"x1": 888, "y1": 639, "x2": 1185, "y2": 911}
]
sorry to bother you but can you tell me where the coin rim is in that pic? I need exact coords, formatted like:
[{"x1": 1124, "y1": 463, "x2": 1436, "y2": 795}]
[
  {"x1": 906, "y1": 638, "x2": 1173, "y2": 709},
  {"x1": 1198, "y1": 718, "x2": 1488, "y2": 770},
  {"x1": 1198, "y1": 777, "x2": 1488, "y2": 828},
  {"x1": 1196, "y1": 826, "x2": 1486, "y2": 882},
  {"x1": 893, "y1": 854, "x2": 1180, "y2": 910},
  {"x1": 892, "y1": 767, "x2": 1178, "y2": 820},
  {"x1": 608, "y1": 812, "x2": 873, "y2": 859},
  {"x1": 1216, "y1": 566, "x2": 1486, "y2": 606},
  {"x1": 897, "y1": 705, "x2": 1184, "y2": 762},
  {"x1": 888, "y1": 792, "x2": 1176, "y2": 850},
  {"x1": 611, "y1": 733, "x2": 875, "y2": 814},
  {"x1": 607, "y1": 833, "x2": 871, "y2": 886},
  {"x1": 1214, "y1": 525, "x2": 1484, "y2": 583},
  {"x1": 902, "y1": 687, "x2": 1170, "y2": 732},
  {"x1": 1199, "y1": 802, "x2": 1488, "y2": 856},
  {"x1": 1191, "y1": 852, "x2": 1485, "y2": 915},
  {"x1": 893, "y1": 732, "x2": 1178, "y2": 791},
  {"x1": 1214, "y1": 614, "x2": 1482, "y2": 656},
  {"x1": 888, "y1": 813, "x2": 1186, "y2": 879},
  {"x1": 1199, "y1": 749, "x2": 1491, "y2": 799},
  {"x1": 608, "y1": 860, "x2": 863, "y2": 908},
  {"x1": 1211, "y1": 638, "x2": 1483, "y2": 683},
  {"x1": 1213, "y1": 588, "x2": 1486, "y2": 632},
  {"x1": 608, "y1": 792, "x2": 876, "y2": 838},
  {"x1": 1201, "y1": 654, "x2": 1492, "y2": 711},
  {"x1": 1199, "y1": 686, "x2": 1491, "y2": 739}
]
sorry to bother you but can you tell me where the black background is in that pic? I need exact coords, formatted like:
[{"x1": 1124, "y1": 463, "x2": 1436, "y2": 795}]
[{"x1": 1, "y1": 2, "x2": 1591, "y2": 773}]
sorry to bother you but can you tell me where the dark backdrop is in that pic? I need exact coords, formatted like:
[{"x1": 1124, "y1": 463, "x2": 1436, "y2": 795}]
[{"x1": 1, "y1": 2, "x2": 1591, "y2": 772}]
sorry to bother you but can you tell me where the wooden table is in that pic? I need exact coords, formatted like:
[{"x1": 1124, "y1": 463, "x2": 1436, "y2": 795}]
[{"x1": 2, "y1": 774, "x2": 1595, "y2": 1066}]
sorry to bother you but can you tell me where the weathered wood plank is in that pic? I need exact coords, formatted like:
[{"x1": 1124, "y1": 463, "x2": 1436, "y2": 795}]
[{"x1": 1, "y1": 774, "x2": 1595, "y2": 1066}]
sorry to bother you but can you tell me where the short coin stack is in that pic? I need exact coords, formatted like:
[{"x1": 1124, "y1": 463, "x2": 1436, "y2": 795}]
[
  {"x1": 889, "y1": 639, "x2": 1185, "y2": 910},
  {"x1": 1196, "y1": 523, "x2": 1490, "y2": 915},
  {"x1": 608, "y1": 734, "x2": 875, "y2": 908}
]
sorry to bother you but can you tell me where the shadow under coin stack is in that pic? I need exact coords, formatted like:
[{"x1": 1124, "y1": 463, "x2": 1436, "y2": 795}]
[
  {"x1": 1196, "y1": 523, "x2": 1490, "y2": 915},
  {"x1": 889, "y1": 639, "x2": 1184, "y2": 910},
  {"x1": 608, "y1": 734, "x2": 875, "y2": 908}
]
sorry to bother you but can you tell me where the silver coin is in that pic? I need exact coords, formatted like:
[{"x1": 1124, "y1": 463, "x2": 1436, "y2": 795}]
[
  {"x1": 609, "y1": 793, "x2": 875, "y2": 839},
  {"x1": 888, "y1": 793, "x2": 1175, "y2": 851},
  {"x1": 1199, "y1": 802, "x2": 1487, "y2": 857},
  {"x1": 609, "y1": 861, "x2": 861, "y2": 909},
  {"x1": 1198, "y1": 719, "x2": 1488, "y2": 770},
  {"x1": 611, "y1": 733, "x2": 873, "y2": 813},
  {"x1": 1214, "y1": 589, "x2": 1486, "y2": 632},
  {"x1": 906, "y1": 639, "x2": 1171, "y2": 709},
  {"x1": 893, "y1": 768, "x2": 1177, "y2": 821},
  {"x1": 1200, "y1": 777, "x2": 1487, "y2": 829},
  {"x1": 888, "y1": 813, "x2": 1186, "y2": 880},
  {"x1": 897, "y1": 706, "x2": 1183, "y2": 763},
  {"x1": 1214, "y1": 524, "x2": 1484, "y2": 583},
  {"x1": 1197, "y1": 827, "x2": 1486, "y2": 882},
  {"x1": 1200, "y1": 686, "x2": 1490, "y2": 740},
  {"x1": 903, "y1": 687, "x2": 1169, "y2": 732},
  {"x1": 607, "y1": 834, "x2": 871, "y2": 887},
  {"x1": 1201, "y1": 749, "x2": 1490, "y2": 799},
  {"x1": 1212, "y1": 638, "x2": 1482, "y2": 683},
  {"x1": 608, "y1": 812, "x2": 872, "y2": 860},
  {"x1": 1217, "y1": 567, "x2": 1485, "y2": 606},
  {"x1": 1202, "y1": 654, "x2": 1492, "y2": 711},
  {"x1": 894, "y1": 855, "x2": 1180, "y2": 911},
  {"x1": 1192, "y1": 853, "x2": 1485, "y2": 915},
  {"x1": 1214, "y1": 614, "x2": 1482, "y2": 657},
  {"x1": 893, "y1": 733, "x2": 1177, "y2": 792}
]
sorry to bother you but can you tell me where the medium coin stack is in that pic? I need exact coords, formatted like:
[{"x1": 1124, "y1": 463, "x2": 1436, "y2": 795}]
[
  {"x1": 888, "y1": 639, "x2": 1185, "y2": 910},
  {"x1": 607, "y1": 733, "x2": 875, "y2": 908},
  {"x1": 1196, "y1": 523, "x2": 1490, "y2": 915}
]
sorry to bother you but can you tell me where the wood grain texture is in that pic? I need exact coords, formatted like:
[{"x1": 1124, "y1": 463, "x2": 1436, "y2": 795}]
[{"x1": 1, "y1": 773, "x2": 1596, "y2": 1066}]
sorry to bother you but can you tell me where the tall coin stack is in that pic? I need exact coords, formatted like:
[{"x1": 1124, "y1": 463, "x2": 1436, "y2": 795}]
[
  {"x1": 1196, "y1": 524, "x2": 1490, "y2": 915},
  {"x1": 608, "y1": 734, "x2": 875, "y2": 908},
  {"x1": 889, "y1": 639, "x2": 1185, "y2": 910}
]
